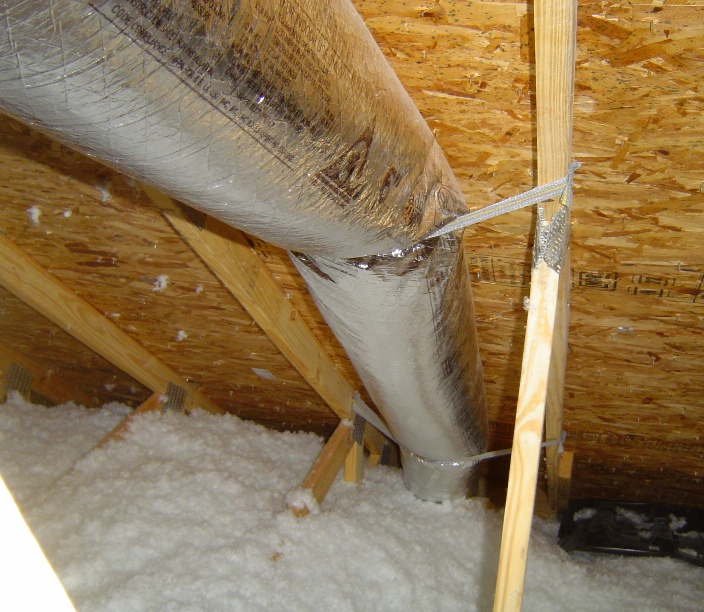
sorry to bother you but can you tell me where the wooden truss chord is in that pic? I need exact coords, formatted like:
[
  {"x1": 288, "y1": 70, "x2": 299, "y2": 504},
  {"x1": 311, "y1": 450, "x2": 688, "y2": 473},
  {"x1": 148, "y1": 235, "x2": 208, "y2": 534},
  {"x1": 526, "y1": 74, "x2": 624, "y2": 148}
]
[
  {"x1": 290, "y1": 420, "x2": 354, "y2": 517},
  {"x1": 0, "y1": 341, "x2": 95, "y2": 407},
  {"x1": 144, "y1": 187, "x2": 387, "y2": 460},
  {"x1": 144, "y1": 187, "x2": 356, "y2": 421},
  {"x1": 0, "y1": 235, "x2": 223, "y2": 416}
]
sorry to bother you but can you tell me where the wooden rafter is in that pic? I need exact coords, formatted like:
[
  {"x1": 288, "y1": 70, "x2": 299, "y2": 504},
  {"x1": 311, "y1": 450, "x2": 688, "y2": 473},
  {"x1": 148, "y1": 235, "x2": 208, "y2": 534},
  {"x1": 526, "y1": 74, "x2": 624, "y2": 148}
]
[
  {"x1": 494, "y1": 0, "x2": 577, "y2": 609},
  {"x1": 142, "y1": 187, "x2": 386, "y2": 460},
  {"x1": 143, "y1": 187, "x2": 355, "y2": 420},
  {"x1": 0, "y1": 341, "x2": 95, "y2": 407},
  {"x1": 0, "y1": 235, "x2": 224, "y2": 416}
]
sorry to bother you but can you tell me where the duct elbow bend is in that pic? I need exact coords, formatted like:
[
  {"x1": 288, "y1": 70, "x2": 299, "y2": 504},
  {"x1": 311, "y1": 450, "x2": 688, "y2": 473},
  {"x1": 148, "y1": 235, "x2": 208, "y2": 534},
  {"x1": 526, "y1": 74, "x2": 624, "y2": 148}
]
[{"x1": 292, "y1": 235, "x2": 488, "y2": 502}]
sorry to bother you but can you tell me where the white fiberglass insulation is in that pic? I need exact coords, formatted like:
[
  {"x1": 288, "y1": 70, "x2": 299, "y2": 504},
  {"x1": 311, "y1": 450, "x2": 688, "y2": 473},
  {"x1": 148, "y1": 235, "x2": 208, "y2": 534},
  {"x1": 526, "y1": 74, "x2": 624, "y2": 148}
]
[{"x1": 1, "y1": 395, "x2": 702, "y2": 611}]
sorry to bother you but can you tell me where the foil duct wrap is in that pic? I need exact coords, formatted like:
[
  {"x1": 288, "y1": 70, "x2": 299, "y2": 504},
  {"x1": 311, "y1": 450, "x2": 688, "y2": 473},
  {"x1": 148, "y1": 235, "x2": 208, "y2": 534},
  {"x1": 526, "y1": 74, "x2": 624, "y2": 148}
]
[
  {"x1": 0, "y1": 0, "x2": 488, "y2": 500},
  {"x1": 0, "y1": 0, "x2": 466, "y2": 258},
  {"x1": 292, "y1": 234, "x2": 487, "y2": 501}
]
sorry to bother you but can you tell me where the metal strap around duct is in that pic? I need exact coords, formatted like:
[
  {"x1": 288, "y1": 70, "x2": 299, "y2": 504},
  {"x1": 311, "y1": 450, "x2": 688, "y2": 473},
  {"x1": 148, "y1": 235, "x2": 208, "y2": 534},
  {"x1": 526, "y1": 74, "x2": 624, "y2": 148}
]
[
  {"x1": 352, "y1": 394, "x2": 566, "y2": 468},
  {"x1": 424, "y1": 162, "x2": 580, "y2": 240}
]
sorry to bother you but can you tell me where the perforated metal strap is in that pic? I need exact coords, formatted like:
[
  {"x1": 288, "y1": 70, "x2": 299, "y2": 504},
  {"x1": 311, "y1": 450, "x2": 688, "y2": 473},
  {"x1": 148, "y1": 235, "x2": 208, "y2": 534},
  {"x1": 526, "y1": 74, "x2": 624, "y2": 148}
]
[
  {"x1": 351, "y1": 393, "x2": 393, "y2": 440},
  {"x1": 351, "y1": 412, "x2": 366, "y2": 445}
]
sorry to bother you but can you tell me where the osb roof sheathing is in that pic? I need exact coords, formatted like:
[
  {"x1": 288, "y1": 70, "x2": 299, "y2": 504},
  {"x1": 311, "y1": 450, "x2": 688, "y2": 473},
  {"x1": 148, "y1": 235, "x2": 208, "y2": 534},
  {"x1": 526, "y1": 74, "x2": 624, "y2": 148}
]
[
  {"x1": 0, "y1": 0, "x2": 703, "y2": 506},
  {"x1": 355, "y1": 0, "x2": 704, "y2": 504}
]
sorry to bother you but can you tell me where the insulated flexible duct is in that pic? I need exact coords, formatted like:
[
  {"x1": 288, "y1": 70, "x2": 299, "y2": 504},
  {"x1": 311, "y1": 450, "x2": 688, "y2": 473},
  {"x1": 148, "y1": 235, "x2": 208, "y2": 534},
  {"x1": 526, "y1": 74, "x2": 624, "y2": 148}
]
[{"x1": 0, "y1": 0, "x2": 487, "y2": 500}]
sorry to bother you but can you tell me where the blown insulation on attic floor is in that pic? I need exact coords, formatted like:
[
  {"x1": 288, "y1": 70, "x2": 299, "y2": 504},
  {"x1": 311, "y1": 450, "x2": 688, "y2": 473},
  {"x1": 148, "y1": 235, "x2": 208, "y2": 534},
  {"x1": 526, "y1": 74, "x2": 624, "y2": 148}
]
[{"x1": 0, "y1": 395, "x2": 702, "y2": 611}]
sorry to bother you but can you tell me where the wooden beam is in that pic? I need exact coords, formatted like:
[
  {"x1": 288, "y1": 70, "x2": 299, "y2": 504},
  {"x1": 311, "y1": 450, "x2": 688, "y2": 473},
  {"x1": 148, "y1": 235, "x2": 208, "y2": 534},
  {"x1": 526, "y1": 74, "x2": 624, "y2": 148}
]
[
  {"x1": 556, "y1": 450, "x2": 574, "y2": 512},
  {"x1": 142, "y1": 186, "x2": 356, "y2": 421},
  {"x1": 144, "y1": 188, "x2": 388, "y2": 462},
  {"x1": 290, "y1": 420, "x2": 353, "y2": 516},
  {"x1": 0, "y1": 235, "x2": 223, "y2": 415},
  {"x1": 344, "y1": 415, "x2": 365, "y2": 484},
  {"x1": 494, "y1": 0, "x2": 577, "y2": 610},
  {"x1": 343, "y1": 442, "x2": 364, "y2": 483},
  {"x1": 93, "y1": 392, "x2": 164, "y2": 449},
  {"x1": 364, "y1": 423, "x2": 387, "y2": 467},
  {"x1": 494, "y1": 268, "x2": 561, "y2": 612},
  {"x1": 0, "y1": 341, "x2": 95, "y2": 407},
  {"x1": 365, "y1": 425, "x2": 386, "y2": 467},
  {"x1": 546, "y1": 251, "x2": 571, "y2": 511}
]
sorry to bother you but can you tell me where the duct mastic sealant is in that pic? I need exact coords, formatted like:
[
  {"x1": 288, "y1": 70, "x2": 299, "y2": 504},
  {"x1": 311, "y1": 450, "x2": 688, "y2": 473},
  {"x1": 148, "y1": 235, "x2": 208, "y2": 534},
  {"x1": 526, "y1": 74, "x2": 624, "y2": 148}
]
[{"x1": 0, "y1": 0, "x2": 488, "y2": 500}]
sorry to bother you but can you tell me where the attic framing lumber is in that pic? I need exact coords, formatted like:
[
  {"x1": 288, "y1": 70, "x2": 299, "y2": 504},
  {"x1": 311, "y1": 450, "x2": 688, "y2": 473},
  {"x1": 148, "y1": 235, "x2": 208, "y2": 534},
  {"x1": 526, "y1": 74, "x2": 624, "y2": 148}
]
[
  {"x1": 290, "y1": 420, "x2": 354, "y2": 516},
  {"x1": 143, "y1": 187, "x2": 386, "y2": 460},
  {"x1": 546, "y1": 251, "x2": 571, "y2": 511},
  {"x1": 556, "y1": 450, "x2": 574, "y2": 513},
  {"x1": 143, "y1": 187, "x2": 357, "y2": 422},
  {"x1": 0, "y1": 341, "x2": 95, "y2": 407},
  {"x1": 364, "y1": 425, "x2": 386, "y2": 467},
  {"x1": 344, "y1": 414, "x2": 365, "y2": 484},
  {"x1": 494, "y1": 0, "x2": 577, "y2": 610},
  {"x1": 0, "y1": 235, "x2": 224, "y2": 415},
  {"x1": 343, "y1": 442, "x2": 364, "y2": 483}
]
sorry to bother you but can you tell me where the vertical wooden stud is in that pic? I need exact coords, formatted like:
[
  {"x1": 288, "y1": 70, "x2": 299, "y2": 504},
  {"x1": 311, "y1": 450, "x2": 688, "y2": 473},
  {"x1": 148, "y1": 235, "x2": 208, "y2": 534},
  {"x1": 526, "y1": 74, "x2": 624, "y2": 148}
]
[
  {"x1": 344, "y1": 442, "x2": 364, "y2": 484},
  {"x1": 290, "y1": 421, "x2": 353, "y2": 516},
  {"x1": 494, "y1": 0, "x2": 577, "y2": 609},
  {"x1": 546, "y1": 251, "x2": 571, "y2": 511},
  {"x1": 557, "y1": 450, "x2": 574, "y2": 512}
]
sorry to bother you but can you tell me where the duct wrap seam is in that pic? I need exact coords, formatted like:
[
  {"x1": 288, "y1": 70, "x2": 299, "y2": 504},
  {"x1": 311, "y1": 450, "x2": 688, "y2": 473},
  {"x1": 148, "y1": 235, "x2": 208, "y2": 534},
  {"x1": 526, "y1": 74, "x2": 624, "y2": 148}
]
[{"x1": 0, "y1": 0, "x2": 488, "y2": 501}]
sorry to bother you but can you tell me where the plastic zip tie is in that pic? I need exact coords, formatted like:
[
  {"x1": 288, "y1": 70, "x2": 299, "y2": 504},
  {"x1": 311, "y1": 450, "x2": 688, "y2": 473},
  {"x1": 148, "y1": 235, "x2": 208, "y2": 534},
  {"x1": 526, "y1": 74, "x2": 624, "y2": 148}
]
[{"x1": 425, "y1": 162, "x2": 580, "y2": 239}]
